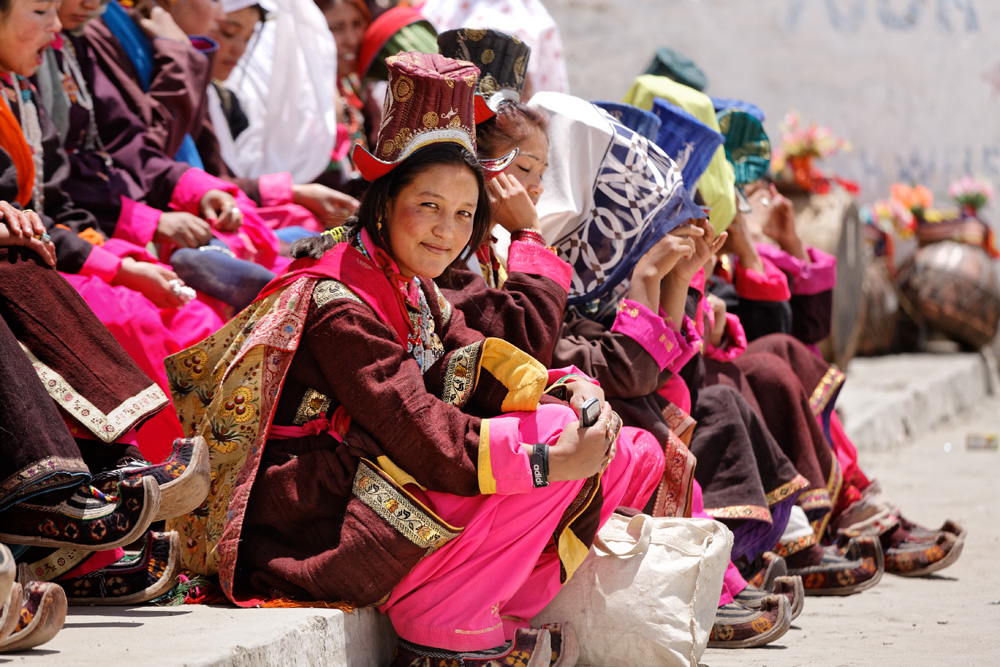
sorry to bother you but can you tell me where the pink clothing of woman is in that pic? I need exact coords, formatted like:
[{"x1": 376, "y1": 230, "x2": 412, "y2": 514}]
[{"x1": 381, "y1": 403, "x2": 663, "y2": 652}]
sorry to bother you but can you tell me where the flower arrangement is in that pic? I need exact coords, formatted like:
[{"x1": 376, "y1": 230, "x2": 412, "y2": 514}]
[
  {"x1": 772, "y1": 111, "x2": 852, "y2": 193},
  {"x1": 948, "y1": 176, "x2": 994, "y2": 216},
  {"x1": 890, "y1": 183, "x2": 933, "y2": 219},
  {"x1": 867, "y1": 197, "x2": 917, "y2": 239}
]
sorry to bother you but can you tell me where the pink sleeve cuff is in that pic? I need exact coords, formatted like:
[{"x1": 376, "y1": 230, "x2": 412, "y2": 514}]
[
  {"x1": 735, "y1": 254, "x2": 792, "y2": 302},
  {"x1": 112, "y1": 197, "x2": 161, "y2": 247},
  {"x1": 670, "y1": 315, "x2": 703, "y2": 372},
  {"x1": 79, "y1": 245, "x2": 123, "y2": 283},
  {"x1": 506, "y1": 240, "x2": 573, "y2": 293},
  {"x1": 169, "y1": 168, "x2": 238, "y2": 214},
  {"x1": 479, "y1": 416, "x2": 533, "y2": 495},
  {"x1": 258, "y1": 172, "x2": 295, "y2": 207},
  {"x1": 657, "y1": 373, "x2": 692, "y2": 415},
  {"x1": 102, "y1": 238, "x2": 159, "y2": 264},
  {"x1": 704, "y1": 313, "x2": 748, "y2": 362},
  {"x1": 756, "y1": 244, "x2": 837, "y2": 296},
  {"x1": 611, "y1": 298, "x2": 681, "y2": 372}
]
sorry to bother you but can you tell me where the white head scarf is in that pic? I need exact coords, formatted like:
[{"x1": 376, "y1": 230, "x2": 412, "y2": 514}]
[
  {"x1": 531, "y1": 92, "x2": 704, "y2": 313},
  {"x1": 221, "y1": 0, "x2": 337, "y2": 182}
]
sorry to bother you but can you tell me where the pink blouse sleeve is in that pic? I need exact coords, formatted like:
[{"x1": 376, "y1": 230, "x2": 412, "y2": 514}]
[{"x1": 757, "y1": 243, "x2": 837, "y2": 296}]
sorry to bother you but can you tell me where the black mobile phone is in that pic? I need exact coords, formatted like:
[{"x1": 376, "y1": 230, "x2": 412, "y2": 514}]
[{"x1": 578, "y1": 397, "x2": 600, "y2": 427}]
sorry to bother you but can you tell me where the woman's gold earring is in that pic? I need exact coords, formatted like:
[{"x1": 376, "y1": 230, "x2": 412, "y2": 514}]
[{"x1": 377, "y1": 218, "x2": 383, "y2": 231}]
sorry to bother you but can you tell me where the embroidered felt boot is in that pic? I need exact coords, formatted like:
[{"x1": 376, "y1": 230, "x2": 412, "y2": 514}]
[
  {"x1": 0, "y1": 545, "x2": 13, "y2": 607},
  {"x1": 91, "y1": 436, "x2": 210, "y2": 521},
  {"x1": 57, "y1": 531, "x2": 181, "y2": 605},
  {"x1": 708, "y1": 595, "x2": 792, "y2": 649},
  {"x1": 734, "y1": 575, "x2": 804, "y2": 621},
  {"x1": 391, "y1": 627, "x2": 553, "y2": 666},
  {"x1": 788, "y1": 536, "x2": 883, "y2": 596},
  {"x1": 0, "y1": 581, "x2": 67, "y2": 653},
  {"x1": 0, "y1": 477, "x2": 160, "y2": 550},
  {"x1": 741, "y1": 550, "x2": 787, "y2": 591}
]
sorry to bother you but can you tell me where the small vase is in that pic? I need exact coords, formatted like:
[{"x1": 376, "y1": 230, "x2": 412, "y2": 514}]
[{"x1": 787, "y1": 154, "x2": 814, "y2": 191}]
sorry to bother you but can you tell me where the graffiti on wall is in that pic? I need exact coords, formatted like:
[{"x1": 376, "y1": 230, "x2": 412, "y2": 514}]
[{"x1": 784, "y1": 0, "x2": 978, "y2": 33}]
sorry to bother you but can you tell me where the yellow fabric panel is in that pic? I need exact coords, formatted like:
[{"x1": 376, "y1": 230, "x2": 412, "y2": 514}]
[
  {"x1": 557, "y1": 527, "x2": 592, "y2": 583},
  {"x1": 478, "y1": 338, "x2": 547, "y2": 413},
  {"x1": 478, "y1": 419, "x2": 498, "y2": 495},
  {"x1": 376, "y1": 455, "x2": 428, "y2": 491},
  {"x1": 623, "y1": 74, "x2": 736, "y2": 234}
]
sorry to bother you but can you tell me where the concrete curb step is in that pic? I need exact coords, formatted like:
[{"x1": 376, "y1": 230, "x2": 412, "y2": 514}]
[
  {"x1": 837, "y1": 352, "x2": 995, "y2": 453},
  {"x1": 7, "y1": 604, "x2": 396, "y2": 666}
]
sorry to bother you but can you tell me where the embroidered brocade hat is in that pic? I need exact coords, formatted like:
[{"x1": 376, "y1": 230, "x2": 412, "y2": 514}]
[
  {"x1": 351, "y1": 52, "x2": 516, "y2": 181},
  {"x1": 592, "y1": 101, "x2": 661, "y2": 142},
  {"x1": 717, "y1": 108, "x2": 771, "y2": 186},
  {"x1": 437, "y1": 28, "x2": 531, "y2": 112}
]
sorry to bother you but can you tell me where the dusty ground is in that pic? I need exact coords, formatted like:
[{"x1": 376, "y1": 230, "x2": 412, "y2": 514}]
[{"x1": 702, "y1": 393, "x2": 1000, "y2": 667}]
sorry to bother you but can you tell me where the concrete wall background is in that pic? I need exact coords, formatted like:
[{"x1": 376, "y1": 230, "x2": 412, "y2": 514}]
[{"x1": 544, "y1": 0, "x2": 999, "y2": 205}]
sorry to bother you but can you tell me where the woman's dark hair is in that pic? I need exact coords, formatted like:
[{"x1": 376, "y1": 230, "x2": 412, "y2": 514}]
[
  {"x1": 0, "y1": 0, "x2": 11, "y2": 14},
  {"x1": 475, "y1": 100, "x2": 549, "y2": 160},
  {"x1": 292, "y1": 143, "x2": 492, "y2": 272}
]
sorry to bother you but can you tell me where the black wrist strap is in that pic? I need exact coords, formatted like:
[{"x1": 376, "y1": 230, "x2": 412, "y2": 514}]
[{"x1": 530, "y1": 443, "x2": 549, "y2": 487}]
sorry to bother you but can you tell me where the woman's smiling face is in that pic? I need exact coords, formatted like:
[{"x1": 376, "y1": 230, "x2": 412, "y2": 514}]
[
  {"x1": 386, "y1": 162, "x2": 479, "y2": 279},
  {"x1": 0, "y1": 0, "x2": 61, "y2": 78}
]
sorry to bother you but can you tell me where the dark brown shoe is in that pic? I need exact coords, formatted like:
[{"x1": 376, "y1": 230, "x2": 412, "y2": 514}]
[
  {"x1": 790, "y1": 536, "x2": 883, "y2": 596},
  {"x1": 59, "y1": 531, "x2": 181, "y2": 605},
  {"x1": 391, "y1": 628, "x2": 552, "y2": 666},
  {"x1": 92, "y1": 436, "x2": 210, "y2": 521},
  {"x1": 735, "y1": 575, "x2": 804, "y2": 622},
  {"x1": 0, "y1": 581, "x2": 67, "y2": 653},
  {"x1": 709, "y1": 595, "x2": 792, "y2": 648},
  {"x1": 0, "y1": 478, "x2": 160, "y2": 550}
]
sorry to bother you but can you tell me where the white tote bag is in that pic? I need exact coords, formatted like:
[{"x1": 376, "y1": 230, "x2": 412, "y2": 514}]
[{"x1": 533, "y1": 514, "x2": 732, "y2": 667}]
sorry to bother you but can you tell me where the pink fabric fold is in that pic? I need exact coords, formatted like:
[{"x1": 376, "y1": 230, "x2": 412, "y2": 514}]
[
  {"x1": 480, "y1": 414, "x2": 533, "y2": 496},
  {"x1": 78, "y1": 245, "x2": 123, "y2": 282},
  {"x1": 757, "y1": 243, "x2": 837, "y2": 296},
  {"x1": 734, "y1": 254, "x2": 791, "y2": 302},
  {"x1": 113, "y1": 197, "x2": 161, "y2": 247},
  {"x1": 506, "y1": 240, "x2": 573, "y2": 292},
  {"x1": 611, "y1": 298, "x2": 681, "y2": 372},
  {"x1": 257, "y1": 172, "x2": 295, "y2": 207}
]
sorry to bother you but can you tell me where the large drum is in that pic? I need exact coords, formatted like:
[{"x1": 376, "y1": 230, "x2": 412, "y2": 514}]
[
  {"x1": 855, "y1": 260, "x2": 899, "y2": 356},
  {"x1": 782, "y1": 187, "x2": 865, "y2": 368},
  {"x1": 896, "y1": 241, "x2": 1000, "y2": 349}
]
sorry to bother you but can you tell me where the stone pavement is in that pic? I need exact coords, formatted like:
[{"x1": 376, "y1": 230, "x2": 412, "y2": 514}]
[{"x1": 4, "y1": 351, "x2": 996, "y2": 667}]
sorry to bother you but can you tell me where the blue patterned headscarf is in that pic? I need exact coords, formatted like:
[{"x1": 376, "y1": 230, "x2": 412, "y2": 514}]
[
  {"x1": 652, "y1": 98, "x2": 723, "y2": 191},
  {"x1": 591, "y1": 101, "x2": 661, "y2": 142},
  {"x1": 532, "y1": 92, "x2": 704, "y2": 312}
]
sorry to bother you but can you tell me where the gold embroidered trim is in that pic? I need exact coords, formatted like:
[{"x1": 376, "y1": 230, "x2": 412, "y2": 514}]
[
  {"x1": 353, "y1": 460, "x2": 461, "y2": 554},
  {"x1": 432, "y1": 282, "x2": 453, "y2": 327},
  {"x1": 20, "y1": 344, "x2": 167, "y2": 443},
  {"x1": 798, "y1": 488, "x2": 832, "y2": 511},
  {"x1": 292, "y1": 388, "x2": 331, "y2": 426},
  {"x1": 441, "y1": 343, "x2": 482, "y2": 408},
  {"x1": 28, "y1": 547, "x2": 89, "y2": 581},
  {"x1": 0, "y1": 456, "x2": 86, "y2": 501},
  {"x1": 704, "y1": 504, "x2": 773, "y2": 523},
  {"x1": 809, "y1": 366, "x2": 845, "y2": 417},
  {"x1": 773, "y1": 533, "x2": 818, "y2": 558},
  {"x1": 313, "y1": 279, "x2": 363, "y2": 308},
  {"x1": 765, "y1": 474, "x2": 810, "y2": 506}
]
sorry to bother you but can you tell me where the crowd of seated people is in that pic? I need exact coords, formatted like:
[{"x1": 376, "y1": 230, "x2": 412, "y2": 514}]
[{"x1": 0, "y1": 0, "x2": 964, "y2": 663}]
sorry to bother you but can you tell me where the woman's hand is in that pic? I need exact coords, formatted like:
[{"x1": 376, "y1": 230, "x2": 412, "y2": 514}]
[
  {"x1": 668, "y1": 218, "x2": 728, "y2": 285},
  {"x1": 487, "y1": 172, "x2": 541, "y2": 233},
  {"x1": 547, "y1": 401, "x2": 617, "y2": 481},
  {"x1": 153, "y1": 211, "x2": 214, "y2": 248},
  {"x1": 139, "y1": 6, "x2": 189, "y2": 42},
  {"x1": 292, "y1": 183, "x2": 360, "y2": 227},
  {"x1": 112, "y1": 257, "x2": 186, "y2": 309},
  {"x1": 562, "y1": 378, "x2": 606, "y2": 413},
  {"x1": 721, "y1": 209, "x2": 764, "y2": 274},
  {"x1": 0, "y1": 203, "x2": 56, "y2": 267},
  {"x1": 706, "y1": 293, "x2": 728, "y2": 347},
  {"x1": 199, "y1": 190, "x2": 243, "y2": 232}
]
